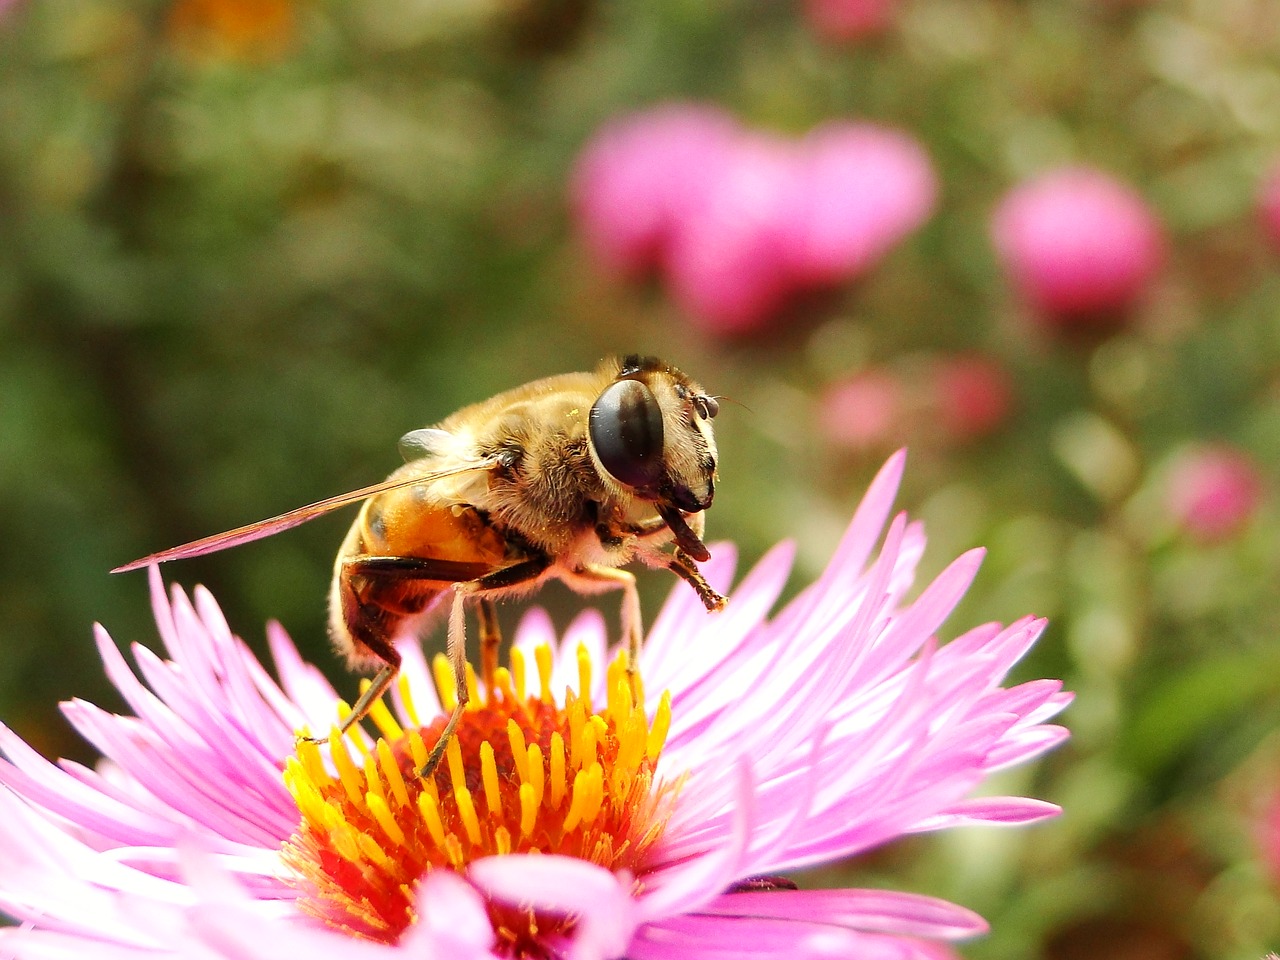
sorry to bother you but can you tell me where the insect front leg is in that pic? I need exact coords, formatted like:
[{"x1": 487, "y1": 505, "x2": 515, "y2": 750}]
[
  {"x1": 565, "y1": 565, "x2": 645, "y2": 699},
  {"x1": 667, "y1": 547, "x2": 728, "y2": 612}
]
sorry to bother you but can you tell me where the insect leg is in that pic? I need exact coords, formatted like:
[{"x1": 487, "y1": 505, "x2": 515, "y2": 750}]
[
  {"x1": 566, "y1": 565, "x2": 644, "y2": 698},
  {"x1": 298, "y1": 576, "x2": 404, "y2": 747},
  {"x1": 476, "y1": 598, "x2": 501, "y2": 694},
  {"x1": 419, "y1": 557, "x2": 551, "y2": 779},
  {"x1": 667, "y1": 547, "x2": 728, "y2": 612}
]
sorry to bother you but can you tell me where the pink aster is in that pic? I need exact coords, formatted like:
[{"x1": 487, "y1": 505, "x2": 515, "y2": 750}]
[
  {"x1": 803, "y1": 0, "x2": 899, "y2": 45},
  {"x1": 785, "y1": 122, "x2": 938, "y2": 288},
  {"x1": 1164, "y1": 444, "x2": 1265, "y2": 544},
  {"x1": 991, "y1": 166, "x2": 1165, "y2": 334},
  {"x1": 571, "y1": 105, "x2": 937, "y2": 336},
  {"x1": 0, "y1": 452, "x2": 1069, "y2": 960},
  {"x1": 570, "y1": 104, "x2": 740, "y2": 278}
]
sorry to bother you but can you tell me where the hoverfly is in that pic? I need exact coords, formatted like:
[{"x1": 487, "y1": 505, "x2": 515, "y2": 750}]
[{"x1": 115, "y1": 356, "x2": 726, "y2": 777}]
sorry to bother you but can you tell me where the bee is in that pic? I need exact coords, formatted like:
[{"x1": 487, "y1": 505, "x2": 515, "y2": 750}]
[{"x1": 114, "y1": 355, "x2": 726, "y2": 777}]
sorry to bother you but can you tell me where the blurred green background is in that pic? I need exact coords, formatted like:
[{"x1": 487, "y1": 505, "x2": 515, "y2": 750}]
[{"x1": 2, "y1": 0, "x2": 1279, "y2": 957}]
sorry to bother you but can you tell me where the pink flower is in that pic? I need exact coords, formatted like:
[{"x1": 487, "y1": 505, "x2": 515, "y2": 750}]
[
  {"x1": 571, "y1": 105, "x2": 937, "y2": 336},
  {"x1": 664, "y1": 133, "x2": 802, "y2": 335},
  {"x1": 803, "y1": 0, "x2": 899, "y2": 42},
  {"x1": 786, "y1": 123, "x2": 938, "y2": 287},
  {"x1": 931, "y1": 355, "x2": 1015, "y2": 442},
  {"x1": 819, "y1": 370, "x2": 906, "y2": 451},
  {"x1": 1165, "y1": 444, "x2": 1265, "y2": 543},
  {"x1": 991, "y1": 166, "x2": 1165, "y2": 333},
  {"x1": 1259, "y1": 161, "x2": 1280, "y2": 253},
  {"x1": 570, "y1": 104, "x2": 740, "y2": 277},
  {"x1": 0, "y1": 453, "x2": 1069, "y2": 960}
]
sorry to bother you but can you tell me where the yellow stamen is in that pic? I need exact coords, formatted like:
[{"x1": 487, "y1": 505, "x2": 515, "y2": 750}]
[
  {"x1": 617, "y1": 708, "x2": 646, "y2": 772},
  {"x1": 507, "y1": 719, "x2": 530, "y2": 783},
  {"x1": 549, "y1": 731, "x2": 567, "y2": 807},
  {"x1": 367, "y1": 690, "x2": 404, "y2": 742},
  {"x1": 647, "y1": 690, "x2": 672, "y2": 761},
  {"x1": 527, "y1": 742, "x2": 545, "y2": 809},
  {"x1": 495, "y1": 825, "x2": 512, "y2": 856},
  {"x1": 444, "y1": 834, "x2": 465, "y2": 870},
  {"x1": 568, "y1": 697, "x2": 586, "y2": 770},
  {"x1": 432, "y1": 654, "x2": 458, "y2": 712},
  {"x1": 378, "y1": 739, "x2": 411, "y2": 809},
  {"x1": 367, "y1": 792, "x2": 405, "y2": 846},
  {"x1": 285, "y1": 758, "x2": 327, "y2": 826},
  {"x1": 535, "y1": 643, "x2": 553, "y2": 704},
  {"x1": 446, "y1": 734, "x2": 466, "y2": 798},
  {"x1": 455, "y1": 786, "x2": 482, "y2": 846},
  {"x1": 407, "y1": 729, "x2": 428, "y2": 773},
  {"x1": 396, "y1": 672, "x2": 422, "y2": 729},
  {"x1": 492, "y1": 666, "x2": 515, "y2": 705},
  {"x1": 519, "y1": 782, "x2": 537, "y2": 837},
  {"x1": 562, "y1": 768, "x2": 589, "y2": 833},
  {"x1": 295, "y1": 738, "x2": 333, "y2": 789},
  {"x1": 335, "y1": 702, "x2": 371, "y2": 758},
  {"x1": 331, "y1": 820, "x2": 363, "y2": 863},
  {"x1": 606, "y1": 657, "x2": 633, "y2": 722},
  {"x1": 480, "y1": 741, "x2": 501, "y2": 817},
  {"x1": 357, "y1": 831, "x2": 390, "y2": 868},
  {"x1": 578, "y1": 716, "x2": 598, "y2": 772},
  {"x1": 417, "y1": 791, "x2": 446, "y2": 849},
  {"x1": 464, "y1": 662, "x2": 479, "y2": 711},
  {"x1": 510, "y1": 647, "x2": 527, "y2": 703},
  {"x1": 577, "y1": 643, "x2": 593, "y2": 715},
  {"x1": 581, "y1": 762, "x2": 604, "y2": 824},
  {"x1": 329, "y1": 728, "x2": 365, "y2": 807},
  {"x1": 363, "y1": 753, "x2": 386, "y2": 807}
]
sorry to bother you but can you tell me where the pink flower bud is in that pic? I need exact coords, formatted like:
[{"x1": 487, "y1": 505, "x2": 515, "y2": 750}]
[
  {"x1": 932, "y1": 354, "x2": 1015, "y2": 441},
  {"x1": 819, "y1": 370, "x2": 904, "y2": 450},
  {"x1": 570, "y1": 104, "x2": 739, "y2": 277},
  {"x1": 991, "y1": 167, "x2": 1165, "y2": 332},
  {"x1": 1165, "y1": 445, "x2": 1265, "y2": 543},
  {"x1": 787, "y1": 123, "x2": 937, "y2": 286},
  {"x1": 803, "y1": 0, "x2": 899, "y2": 42}
]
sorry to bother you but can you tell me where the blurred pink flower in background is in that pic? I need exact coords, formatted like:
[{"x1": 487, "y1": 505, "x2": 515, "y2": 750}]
[
  {"x1": 803, "y1": 0, "x2": 899, "y2": 42},
  {"x1": 786, "y1": 124, "x2": 937, "y2": 287},
  {"x1": 572, "y1": 105, "x2": 937, "y2": 336},
  {"x1": 991, "y1": 166, "x2": 1165, "y2": 334},
  {"x1": 1259, "y1": 161, "x2": 1280, "y2": 254},
  {"x1": 1165, "y1": 444, "x2": 1265, "y2": 543},
  {"x1": 931, "y1": 355, "x2": 1015, "y2": 442},
  {"x1": 819, "y1": 369, "x2": 905, "y2": 451},
  {"x1": 570, "y1": 104, "x2": 739, "y2": 277},
  {"x1": 665, "y1": 133, "x2": 801, "y2": 335}
]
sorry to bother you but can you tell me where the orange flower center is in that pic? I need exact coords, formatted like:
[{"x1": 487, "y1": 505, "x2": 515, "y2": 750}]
[{"x1": 281, "y1": 642, "x2": 676, "y2": 954}]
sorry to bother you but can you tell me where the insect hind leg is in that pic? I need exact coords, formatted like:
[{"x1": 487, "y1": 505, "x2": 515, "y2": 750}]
[{"x1": 299, "y1": 579, "x2": 403, "y2": 746}]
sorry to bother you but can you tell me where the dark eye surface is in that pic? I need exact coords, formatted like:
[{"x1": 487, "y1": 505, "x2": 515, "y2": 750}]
[{"x1": 590, "y1": 379, "x2": 665, "y2": 488}]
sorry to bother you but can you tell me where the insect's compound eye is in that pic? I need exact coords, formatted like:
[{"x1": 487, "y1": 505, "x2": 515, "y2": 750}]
[
  {"x1": 590, "y1": 379, "x2": 666, "y2": 488},
  {"x1": 693, "y1": 395, "x2": 719, "y2": 420}
]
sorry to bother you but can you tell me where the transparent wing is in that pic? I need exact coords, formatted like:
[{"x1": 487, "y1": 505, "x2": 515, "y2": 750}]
[{"x1": 112, "y1": 459, "x2": 497, "y2": 573}]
